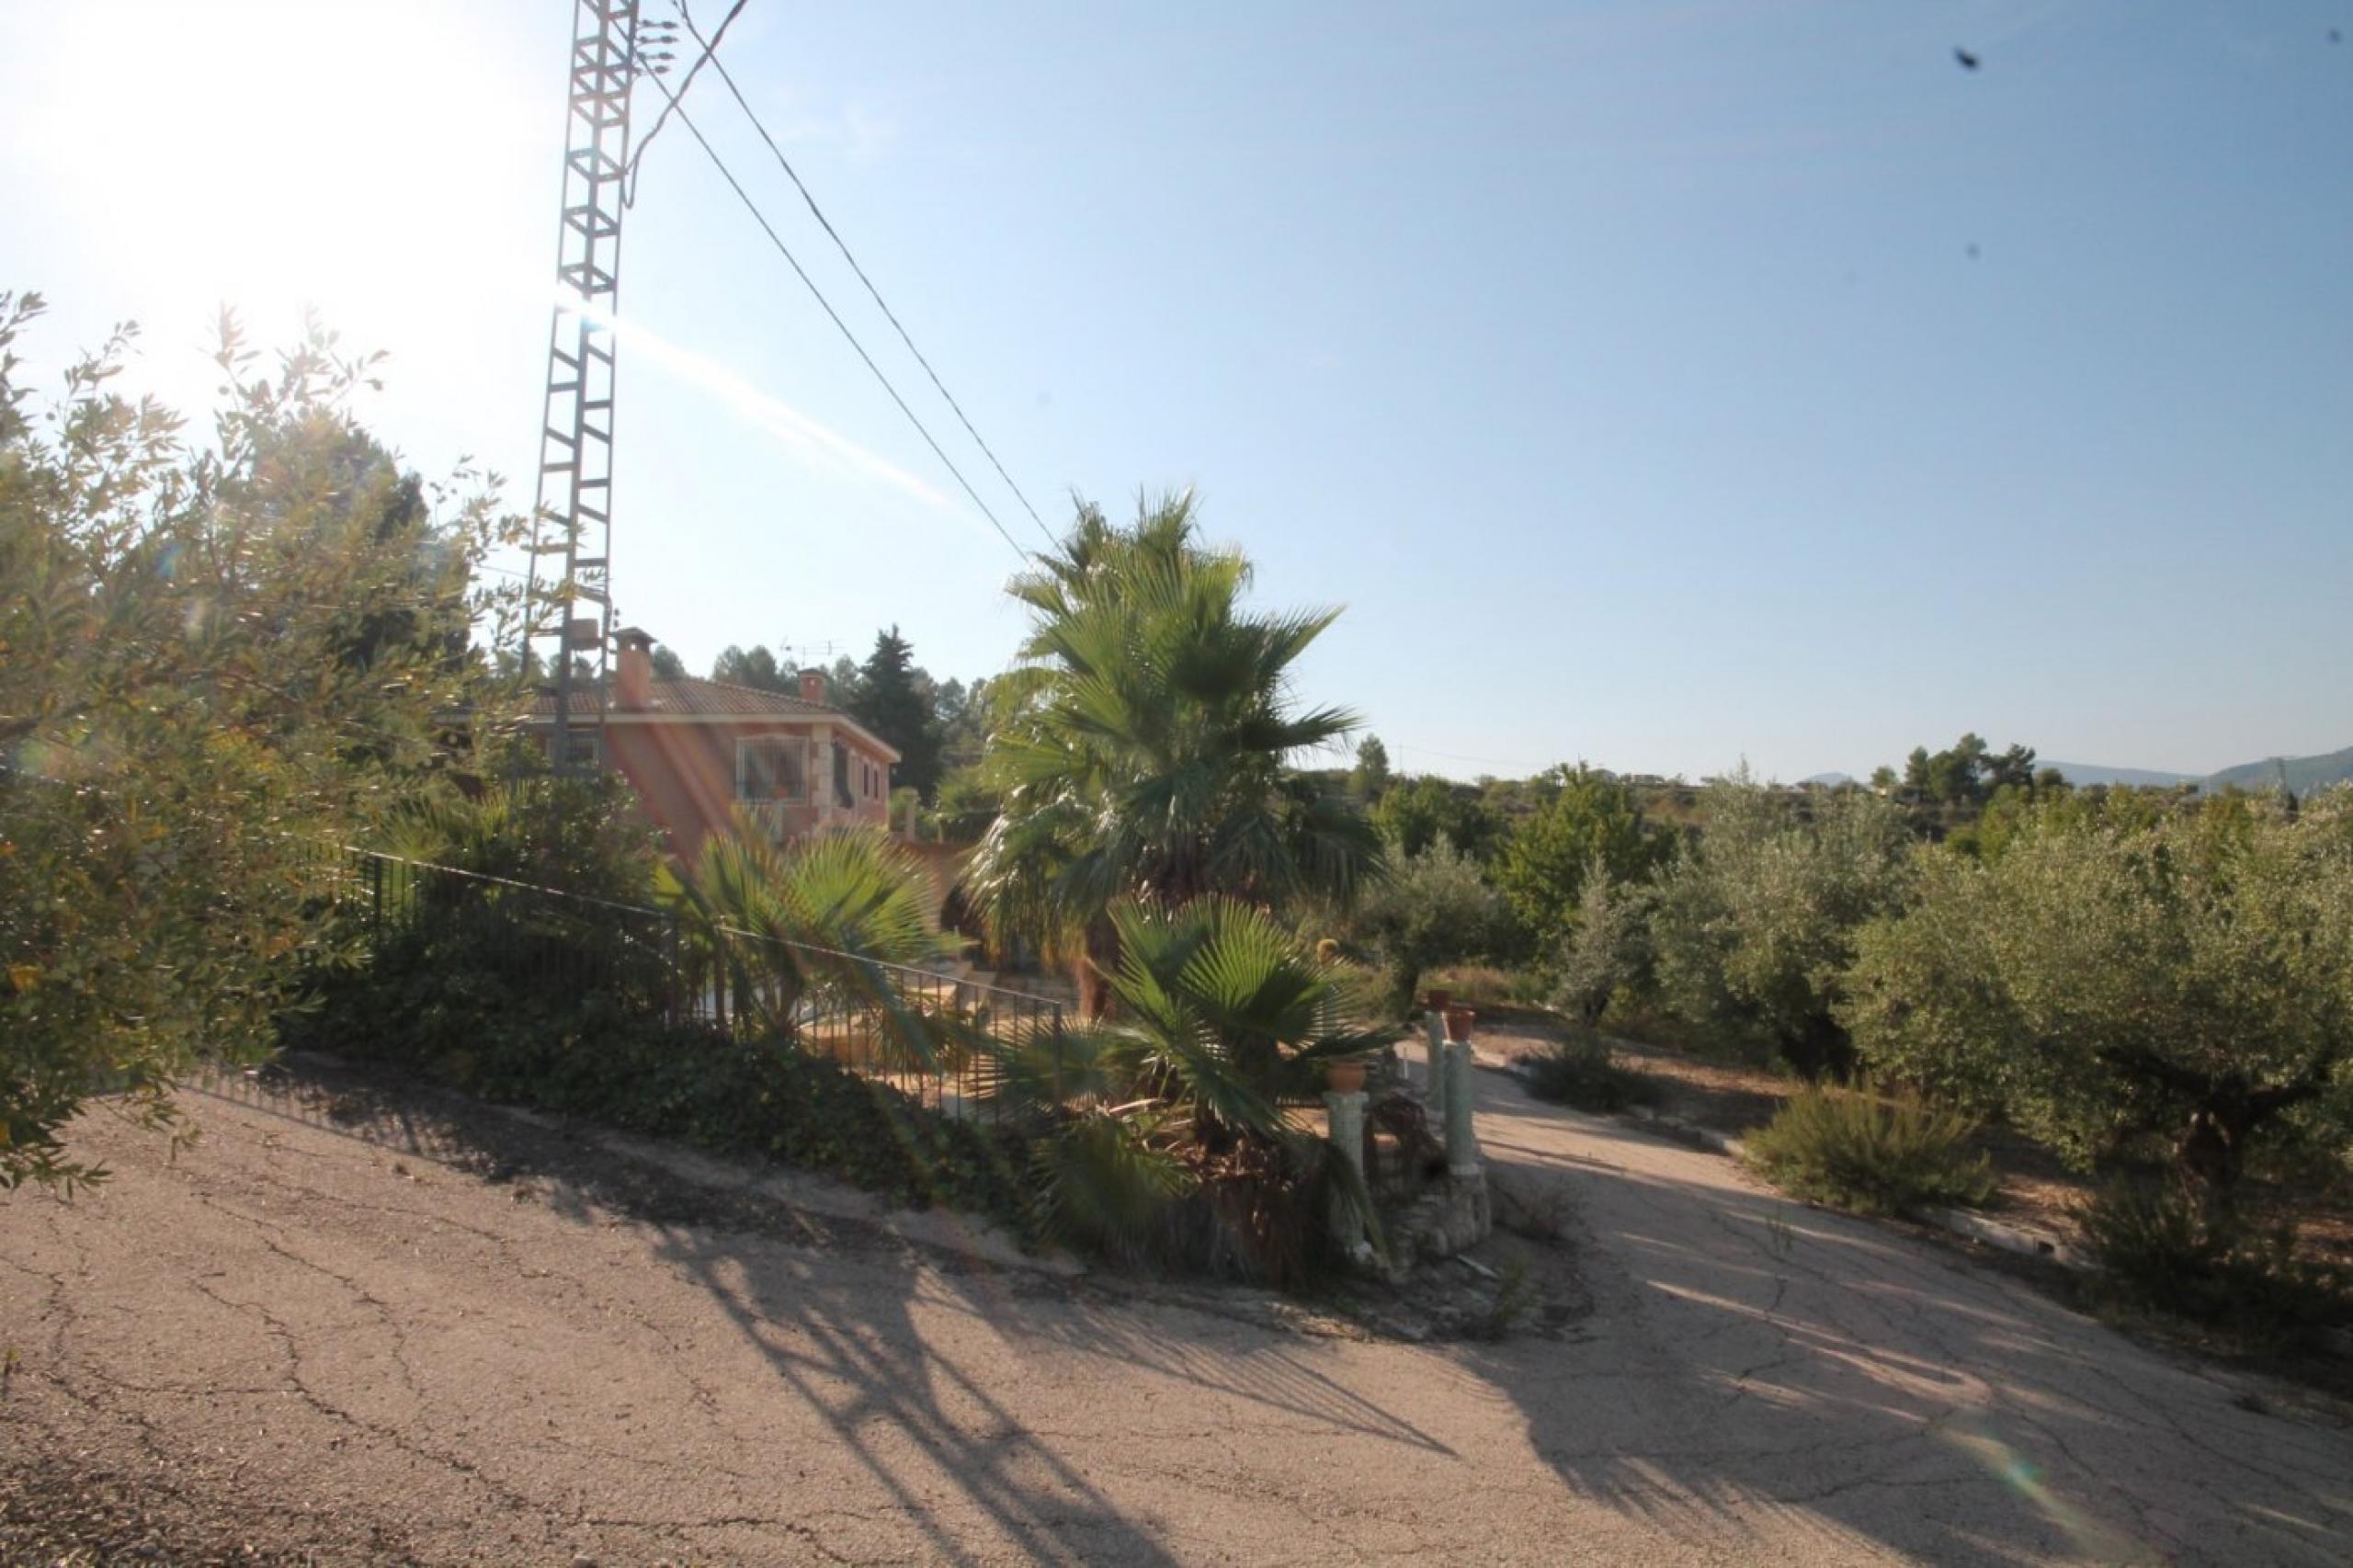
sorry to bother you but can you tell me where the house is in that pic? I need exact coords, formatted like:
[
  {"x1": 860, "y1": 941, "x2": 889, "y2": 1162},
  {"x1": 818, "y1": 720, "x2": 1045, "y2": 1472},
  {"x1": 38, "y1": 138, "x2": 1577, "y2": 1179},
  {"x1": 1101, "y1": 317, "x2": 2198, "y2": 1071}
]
[{"x1": 527, "y1": 629, "x2": 901, "y2": 859}]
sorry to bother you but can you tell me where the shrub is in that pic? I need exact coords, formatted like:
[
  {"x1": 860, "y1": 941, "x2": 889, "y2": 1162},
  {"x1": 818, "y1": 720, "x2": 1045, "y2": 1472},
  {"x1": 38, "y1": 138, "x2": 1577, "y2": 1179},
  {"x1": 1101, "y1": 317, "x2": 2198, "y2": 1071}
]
[
  {"x1": 331, "y1": 985, "x2": 1030, "y2": 1224},
  {"x1": 1348, "y1": 836, "x2": 1518, "y2": 1017},
  {"x1": 1742, "y1": 1083, "x2": 1995, "y2": 1216},
  {"x1": 1523, "y1": 1039, "x2": 1656, "y2": 1114},
  {"x1": 2082, "y1": 1180, "x2": 2351, "y2": 1347}
]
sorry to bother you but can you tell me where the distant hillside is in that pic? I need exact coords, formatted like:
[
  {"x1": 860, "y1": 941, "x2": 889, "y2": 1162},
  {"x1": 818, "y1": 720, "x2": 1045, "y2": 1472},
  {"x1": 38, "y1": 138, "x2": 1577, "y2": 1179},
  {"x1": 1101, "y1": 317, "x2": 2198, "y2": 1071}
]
[
  {"x1": 2043, "y1": 761, "x2": 2200, "y2": 790},
  {"x1": 2039, "y1": 746, "x2": 2353, "y2": 795},
  {"x1": 2200, "y1": 745, "x2": 2353, "y2": 796},
  {"x1": 1802, "y1": 771, "x2": 1854, "y2": 787}
]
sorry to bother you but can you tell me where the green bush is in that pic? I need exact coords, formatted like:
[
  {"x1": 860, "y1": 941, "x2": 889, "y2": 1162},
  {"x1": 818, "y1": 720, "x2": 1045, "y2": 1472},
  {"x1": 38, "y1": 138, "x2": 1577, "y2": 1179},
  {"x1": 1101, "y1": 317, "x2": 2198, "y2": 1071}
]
[
  {"x1": 287, "y1": 926, "x2": 1030, "y2": 1228},
  {"x1": 1523, "y1": 1039, "x2": 1656, "y2": 1114},
  {"x1": 2082, "y1": 1180, "x2": 2351, "y2": 1347},
  {"x1": 1742, "y1": 1084, "x2": 1995, "y2": 1216}
]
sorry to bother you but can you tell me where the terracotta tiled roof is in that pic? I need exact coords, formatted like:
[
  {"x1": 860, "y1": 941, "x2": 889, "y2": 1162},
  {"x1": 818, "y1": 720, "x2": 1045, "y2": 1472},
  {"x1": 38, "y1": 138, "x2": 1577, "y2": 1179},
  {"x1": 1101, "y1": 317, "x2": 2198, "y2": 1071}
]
[
  {"x1": 523, "y1": 678, "x2": 902, "y2": 763},
  {"x1": 527, "y1": 677, "x2": 837, "y2": 721}
]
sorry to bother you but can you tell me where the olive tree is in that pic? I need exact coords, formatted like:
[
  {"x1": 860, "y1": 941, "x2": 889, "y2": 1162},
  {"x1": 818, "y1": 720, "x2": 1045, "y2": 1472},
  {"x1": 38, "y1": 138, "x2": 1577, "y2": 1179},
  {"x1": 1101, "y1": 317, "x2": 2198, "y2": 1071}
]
[
  {"x1": 1650, "y1": 774, "x2": 1911, "y2": 1076},
  {"x1": 1347, "y1": 835, "x2": 1516, "y2": 1017},
  {"x1": 0, "y1": 294, "x2": 512, "y2": 1188},
  {"x1": 1551, "y1": 858, "x2": 1655, "y2": 1031},
  {"x1": 1843, "y1": 794, "x2": 2353, "y2": 1197}
]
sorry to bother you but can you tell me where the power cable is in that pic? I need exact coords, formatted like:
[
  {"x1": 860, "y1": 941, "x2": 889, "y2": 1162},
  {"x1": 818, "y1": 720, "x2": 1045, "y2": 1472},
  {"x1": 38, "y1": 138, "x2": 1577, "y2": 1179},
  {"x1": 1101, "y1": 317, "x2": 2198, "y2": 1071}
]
[
  {"x1": 624, "y1": 0, "x2": 747, "y2": 205},
  {"x1": 635, "y1": 66, "x2": 1037, "y2": 564},
  {"x1": 677, "y1": 1, "x2": 1053, "y2": 548},
  {"x1": 672, "y1": 0, "x2": 1059, "y2": 549}
]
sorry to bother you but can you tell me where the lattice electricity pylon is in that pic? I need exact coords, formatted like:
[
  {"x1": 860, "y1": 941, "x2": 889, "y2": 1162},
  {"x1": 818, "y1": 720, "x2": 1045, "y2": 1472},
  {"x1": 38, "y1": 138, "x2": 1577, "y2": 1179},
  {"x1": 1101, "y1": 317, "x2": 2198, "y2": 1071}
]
[{"x1": 518, "y1": 0, "x2": 675, "y2": 774}]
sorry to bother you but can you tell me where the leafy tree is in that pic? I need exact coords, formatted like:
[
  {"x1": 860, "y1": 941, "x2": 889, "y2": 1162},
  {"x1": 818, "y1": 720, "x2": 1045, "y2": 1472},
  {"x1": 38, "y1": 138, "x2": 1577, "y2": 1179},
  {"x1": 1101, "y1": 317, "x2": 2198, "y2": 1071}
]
[
  {"x1": 1984, "y1": 742, "x2": 2039, "y2": 793},
  {"x1": 825, "y1": 653, "x2": 867, "y2": 711},
  {"x1": 963, "y1": 492, "x2": 1381, "y2": 1017},
  {"x1": 934, "y1": 674, "x2": 995, "y2": 771},
  {"x1": 1844, "y1": 793, "x2": 2353, "y2": 1198},
  {"x1": 849, "y1": 624, "x2": 944, "y2": 799},
  {"x1": 929, "y1": 766, "x2": 1001, "y2": 842},
  {"x1": 0, "y1": 294, "x2": 507, "y2": 1188},
  {"x1": 710, "y1": 643, "x2": 789, "y2": 691},
  {"x1": 1372, "y1": 774, "x2": 1505, "y2": 862},
  {"x1": 1927, "y1": 733, "x2": 1991, "y2": 803},
  {"x1": 1650, "y1": 774, "x2": 1911, "y2": 1077},
  {"x1": 649, "y1": 643, "x2": 687, "y2": 681},
  {"x1": 1551, "y1": 858, "x2": 1655, "y2": 1031},
  {"x1": 1902, "y1": 746, "x2": 1934, "y2": 800},
  {"x1": 1869, "y1": 765, "x2": 1899, "y2": 794},
  {"x1": 1348, "y1": 836, "x2": 1515, "y2": 1016},
  {"x1": 1494, "y1": 765, "x2": 1665, "y2": 947},
  {"x1": 1888, "y1": 733, "x2": 2044, "y2": 809},
  {"x1": 1350, "y1": 734, "x2": 1392, "y2": 801}
]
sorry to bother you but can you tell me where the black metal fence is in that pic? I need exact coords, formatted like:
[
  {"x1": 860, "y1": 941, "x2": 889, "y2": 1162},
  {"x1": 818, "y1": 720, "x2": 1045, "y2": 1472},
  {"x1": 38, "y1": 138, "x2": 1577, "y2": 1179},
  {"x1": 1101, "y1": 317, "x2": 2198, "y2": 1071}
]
[{"x1": 299, "y1": 843, "x2": 1065, "y2": 1123}]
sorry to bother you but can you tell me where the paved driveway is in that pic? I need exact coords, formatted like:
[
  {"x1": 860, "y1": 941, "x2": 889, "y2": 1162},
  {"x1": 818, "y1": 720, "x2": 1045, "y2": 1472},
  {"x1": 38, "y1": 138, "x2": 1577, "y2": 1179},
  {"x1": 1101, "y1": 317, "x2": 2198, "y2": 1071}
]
[{"x1": 4, "y1": 1062, "x2": 2348, "y2": 1564}]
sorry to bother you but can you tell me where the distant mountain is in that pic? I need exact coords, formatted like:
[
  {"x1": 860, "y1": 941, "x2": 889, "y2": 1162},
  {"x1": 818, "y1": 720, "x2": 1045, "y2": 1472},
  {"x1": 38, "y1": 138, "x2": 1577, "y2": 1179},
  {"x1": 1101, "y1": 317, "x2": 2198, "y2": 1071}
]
[
  {"x1": 2042, "y1": 761, "x2": 2200, "y2": 790},
  {"x1": 2200, "y1": 745, "x2": 2353, "y2": 796},
  {"x1": 1802, "y1": 771, "x2": 1854, "y2": 787},
  {"x1": 2040, "y1": 745, "x2": 2353, "y2": 795}
]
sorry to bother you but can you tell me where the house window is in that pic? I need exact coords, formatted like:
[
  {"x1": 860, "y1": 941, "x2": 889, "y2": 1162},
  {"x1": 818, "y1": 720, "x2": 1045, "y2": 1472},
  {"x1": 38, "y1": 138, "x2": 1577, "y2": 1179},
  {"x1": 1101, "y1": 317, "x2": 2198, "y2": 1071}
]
[
  {"x1": 738, "y1": 735, "x2": 806, "y2": 802},
  {"x1": 560, "y1": 729, "x2": 602, "y2": 770},
  {"x1": 833, "y1": 743, "x2": 852, "y2": 808}
]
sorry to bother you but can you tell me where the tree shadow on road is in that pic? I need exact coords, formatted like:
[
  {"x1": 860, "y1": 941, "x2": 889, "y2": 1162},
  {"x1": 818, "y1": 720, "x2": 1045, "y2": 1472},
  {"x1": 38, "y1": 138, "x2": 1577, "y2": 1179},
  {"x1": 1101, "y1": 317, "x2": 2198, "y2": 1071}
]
[
  {"x1": 1468, "y1": 1086, "x2": 2353, "y2": 1565},
  {"x1": 188, "y1": 1058, "x2": 1458, "y2": 1563}
]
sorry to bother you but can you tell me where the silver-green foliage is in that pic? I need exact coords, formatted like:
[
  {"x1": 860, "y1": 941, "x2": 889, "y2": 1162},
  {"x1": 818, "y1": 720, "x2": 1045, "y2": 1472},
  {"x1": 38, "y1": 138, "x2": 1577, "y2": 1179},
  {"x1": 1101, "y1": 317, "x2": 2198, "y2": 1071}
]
[
  {"x1": 1350, "y1": 835, "x2": 1514, "y2": 1015},
  {"x1": 1742, "y1": 1082, "x2": 1995, "y2": 1216},
  {"x1": 1842, "y1": 791, "x2": 2353, "y2": 1187},
  {"x1": 1550, "y1": 858, "x2": 1655, "y2": 1029},
  {"x1": 0, "y1": 295, "x2": 512, "y2": 1188},
  {"x1": 1649, "y1": 772, "x2": 1912, "y2": 1075}
]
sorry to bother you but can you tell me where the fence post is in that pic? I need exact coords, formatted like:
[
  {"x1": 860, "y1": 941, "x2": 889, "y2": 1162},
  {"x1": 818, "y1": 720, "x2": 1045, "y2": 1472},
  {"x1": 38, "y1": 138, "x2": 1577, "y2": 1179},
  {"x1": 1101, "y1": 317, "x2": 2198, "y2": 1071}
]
[
  {"x1": 368, "y1": 855, "x2": 384, "y2": 955},
  {"x1": 664, "y1": 910, "x2": 682, "y2": 1024}
]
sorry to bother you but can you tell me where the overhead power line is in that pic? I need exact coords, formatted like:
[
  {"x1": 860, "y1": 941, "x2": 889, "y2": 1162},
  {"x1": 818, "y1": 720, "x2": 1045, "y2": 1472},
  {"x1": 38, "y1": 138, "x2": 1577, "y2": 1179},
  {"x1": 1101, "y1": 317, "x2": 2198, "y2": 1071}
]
[
  {"x1": 636, "y1": 66, "x2": 1036, "y2": 563},
  {"x1": 625, "y1": 0, "x2": 747, "y2": 204},
  {"x1": 673, "y1": 1, "x2": 1058, "y2": 550}
]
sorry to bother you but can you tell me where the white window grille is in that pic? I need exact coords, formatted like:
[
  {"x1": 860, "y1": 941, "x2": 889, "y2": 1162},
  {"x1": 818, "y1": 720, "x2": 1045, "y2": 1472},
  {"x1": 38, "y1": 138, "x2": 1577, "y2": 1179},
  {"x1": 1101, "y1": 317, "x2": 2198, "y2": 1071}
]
[{"x1": 737, "y1": 735, "x2": 807, "y2": 802}]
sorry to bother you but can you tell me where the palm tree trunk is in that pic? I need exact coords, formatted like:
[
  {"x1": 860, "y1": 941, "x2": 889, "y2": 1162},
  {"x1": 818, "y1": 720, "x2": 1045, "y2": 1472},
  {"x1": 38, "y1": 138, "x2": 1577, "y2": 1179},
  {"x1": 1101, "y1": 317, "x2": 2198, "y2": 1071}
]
[{"x1": 1079, "y1": 911, "x2": 1120, "y2": 1022}]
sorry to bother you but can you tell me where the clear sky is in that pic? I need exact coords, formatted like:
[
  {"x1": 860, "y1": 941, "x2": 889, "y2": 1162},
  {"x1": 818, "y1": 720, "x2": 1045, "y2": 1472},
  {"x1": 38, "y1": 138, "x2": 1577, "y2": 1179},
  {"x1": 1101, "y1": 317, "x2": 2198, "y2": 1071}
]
[{"x1": 4, "y1": 0, "x2": 2347, "y2": 781}]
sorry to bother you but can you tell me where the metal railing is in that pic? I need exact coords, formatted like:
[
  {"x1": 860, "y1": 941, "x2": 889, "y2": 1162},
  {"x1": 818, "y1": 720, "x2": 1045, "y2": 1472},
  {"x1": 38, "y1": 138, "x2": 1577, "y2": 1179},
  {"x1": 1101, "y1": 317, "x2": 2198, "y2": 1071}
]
[{"x1": 298, "y1": 842, "x2": 1063, "y2": 1123}]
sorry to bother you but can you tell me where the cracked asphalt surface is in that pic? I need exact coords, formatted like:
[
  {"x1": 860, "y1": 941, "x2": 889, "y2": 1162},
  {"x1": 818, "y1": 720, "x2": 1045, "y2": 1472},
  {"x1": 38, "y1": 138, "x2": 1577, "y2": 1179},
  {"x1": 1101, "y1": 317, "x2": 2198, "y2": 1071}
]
[{"x1": 5, "y1": 1061, "x2": 2350, "y2": 1565}]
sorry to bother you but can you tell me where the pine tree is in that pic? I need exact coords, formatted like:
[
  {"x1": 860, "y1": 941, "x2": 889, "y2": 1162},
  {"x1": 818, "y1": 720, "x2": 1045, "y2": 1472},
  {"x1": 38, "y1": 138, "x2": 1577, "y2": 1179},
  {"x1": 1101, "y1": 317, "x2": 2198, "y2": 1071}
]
[{"x1": 850, "y1": 625, "x2": 943, "y2": 798}]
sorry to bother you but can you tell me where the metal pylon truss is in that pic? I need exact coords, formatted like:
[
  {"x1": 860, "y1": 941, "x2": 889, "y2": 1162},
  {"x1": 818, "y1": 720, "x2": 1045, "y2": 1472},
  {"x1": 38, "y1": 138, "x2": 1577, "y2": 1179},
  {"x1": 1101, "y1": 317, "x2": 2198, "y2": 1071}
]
[{"x1": 521, "y1": 0, "x2": 658, "y2": 773}]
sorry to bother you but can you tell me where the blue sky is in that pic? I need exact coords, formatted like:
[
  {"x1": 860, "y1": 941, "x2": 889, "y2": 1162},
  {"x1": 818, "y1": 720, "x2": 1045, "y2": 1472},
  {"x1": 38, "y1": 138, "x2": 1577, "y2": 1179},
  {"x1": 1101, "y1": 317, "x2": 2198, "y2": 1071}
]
[{"x1": 4, "y1": 0, "x2": 2347, "y2": 780}]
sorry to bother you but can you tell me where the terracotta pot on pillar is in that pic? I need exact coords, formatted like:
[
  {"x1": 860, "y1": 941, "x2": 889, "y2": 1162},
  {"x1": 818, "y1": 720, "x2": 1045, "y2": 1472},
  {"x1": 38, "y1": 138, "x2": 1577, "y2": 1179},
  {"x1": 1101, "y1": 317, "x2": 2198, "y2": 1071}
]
[
  {"x1": 1419, "y1": 988, "x2": 1453, "y2": 1013},
  {"x1": 1443, "y1": 1006, "x2": 1476, "y2": 1043},
  {"x1": 1324, "y1": 1057, "x2": 1369, "y2": 1095}
]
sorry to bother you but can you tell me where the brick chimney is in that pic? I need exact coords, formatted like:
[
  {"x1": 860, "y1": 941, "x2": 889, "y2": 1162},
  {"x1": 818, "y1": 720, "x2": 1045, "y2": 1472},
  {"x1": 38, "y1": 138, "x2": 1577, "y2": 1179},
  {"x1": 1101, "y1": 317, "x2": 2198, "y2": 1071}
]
[
  {"x1": 799, "y1": 667, "x2": 827, "y2": 706},
  {"x1": 615, "y1": 627, "x2": 654, "y2": 710}
]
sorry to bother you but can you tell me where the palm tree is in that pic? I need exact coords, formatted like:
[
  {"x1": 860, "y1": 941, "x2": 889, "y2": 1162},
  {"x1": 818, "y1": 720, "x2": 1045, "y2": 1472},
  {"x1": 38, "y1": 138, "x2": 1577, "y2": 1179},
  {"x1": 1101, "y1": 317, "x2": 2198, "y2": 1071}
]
[
  {"x1": 983, "y1": 896, "x2": 1389, "y2": 1282},
  {"x1": 656, "y1": 814, "x2": 952, "y2": 1062},
  {"x1": 964, "y1": 491, "x2": 1382, "y2": 1016}
]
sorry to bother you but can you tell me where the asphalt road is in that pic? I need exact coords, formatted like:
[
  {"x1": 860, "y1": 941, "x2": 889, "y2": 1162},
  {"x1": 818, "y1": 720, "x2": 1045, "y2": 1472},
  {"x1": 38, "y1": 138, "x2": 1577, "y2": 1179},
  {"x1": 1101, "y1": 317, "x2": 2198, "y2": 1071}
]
[{"x1": 4, "y1": 1061, "x2": 2348, "y2": 1564}]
